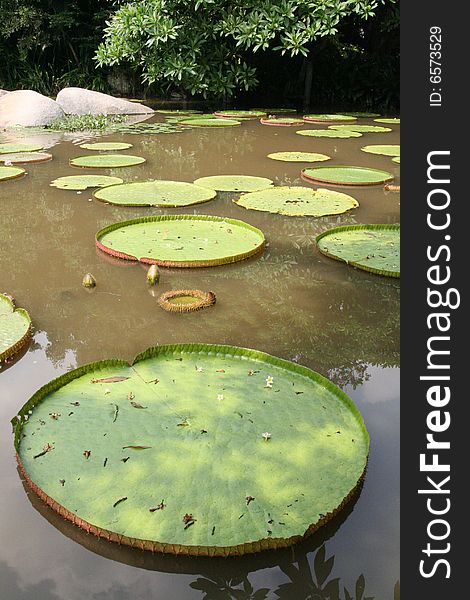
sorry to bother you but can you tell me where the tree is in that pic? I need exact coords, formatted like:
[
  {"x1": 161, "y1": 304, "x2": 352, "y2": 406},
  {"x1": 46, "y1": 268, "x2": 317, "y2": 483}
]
[{"x1": 95, "y1": 0, "x2": 393, "y2": 102}]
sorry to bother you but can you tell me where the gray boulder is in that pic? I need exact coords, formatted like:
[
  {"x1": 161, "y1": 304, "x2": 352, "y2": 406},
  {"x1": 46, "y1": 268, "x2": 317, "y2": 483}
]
[
  {"x1": 0, "y1": 90, "x2": 65, "y2": 127},
  {"x1": 56, "y1": 87, "x2": 153, "y2": 115}
]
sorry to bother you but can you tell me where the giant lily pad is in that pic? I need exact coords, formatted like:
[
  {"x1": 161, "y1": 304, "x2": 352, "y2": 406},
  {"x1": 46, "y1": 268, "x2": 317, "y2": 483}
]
[
  {"x1": 374, "y1": 118, "x2": 400, "y2": 124},
  {"x1": 361, "y1": 145, "x2": 400, "y2": 157},
  {"x1": 193, "y1": 175, "x2": 273, "y2": 192},
  {"x1": 296, "y1": 130, "x2": 362, "y2": 139},
  {"x1": 329, "y1": 125, "x2": 392, "y2": 133},
  {"x1": 50, "y1": 175, "x2": 124, "y2": 191},
  {"x1": 70, "y1": 155, "x2": 146, "y2": 168},
  {"x1": 316, "y1": 224, "x2": 400, "y2": 277},
  {"x1": 302, "y1": 166, "x2": 394, "y2": 186},
  {"x1": 79, "y1": 142, "x2": 133, "y2": 151},
  {"x1": 1, "y1": 152, "x2": 52, "y2": 164},
  {"x1": 260, "y1": 117, "x2": 304, "y2": 126},
  {"x1": 0, "y1": 166, "x2": 26, "y2": 181},
  {"x1": 96, "y1": 215, "x2": 265, "y2": 267},
  {"x1": 93, "y1": 181, "x2": 217, "y2": 207},
  {"x1": 267, "y1": 152, "x2": 331, "y2": 163},
  {"x1": 13, "y1": 343, "x2": 369, "y2": 556},
  {"x1": 303, "y1": 114, "x2": 357, "y2": 124},
  {"x1": 0, "y1": 143, "x2": 43, "y2": 154},
  {"x1": 179, "y1": 118, "x2": 241, "y2": 127},
  {"x1": 214, "y1": 110, "x2": 266, "y2": 119},
  {"x1": 0, "y1": 293, "x2": 32, "y2": 362},
  {"x1": 235, "y1": 186, "x2": 358, "y2": 217}
]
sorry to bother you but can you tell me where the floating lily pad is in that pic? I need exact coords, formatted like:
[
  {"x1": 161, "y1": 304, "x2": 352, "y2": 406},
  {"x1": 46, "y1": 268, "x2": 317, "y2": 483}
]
[
  {"x1": 193, "y1": 175, "x2": 273, "y2": 192},
  {"x1": 361, "y1": 145, "x2": 400, "y2": 157},
  {"x1": 303, "y1": 114, "x2": 357, "y2": 124},
  {"x1": 154, "y1": 109, "x2": 203, "y2": 115},
  {"x1": 1, "y1": 152, "x2": 52, "y2": 164},
  {"x1": 79, "y1": 142, "x2": 133, "y2": 151},
  {"x1": 302, "y1": 166, "x2": 394, "y2": 186},
  {"x1": 113, "y1": 123, "x2": 182, "y2": 135},
  {"x1": 374, "y1": 118, "x2": 400, "y2": 124},
  {"x1": 260, "y1": 117, "x2": 304, "y2": 126},
  {"x1": 342, "y1": 112, "x2": 381, "y2": 118},
  {"x1": 0, "y1": 293, "x2": 32, "y2": 362},
  {"x1": 50, "y1": 175, "x2": 124, "y2": 191},
  {"x1": 235, "y1": 186, "x2": 358, "y2": 217},
  {"x1": 166, "y1": 114, "x2": 217, "y2": 123},
  {"x1": 392, "y1": 156, "x2": 400, "y2": 164},
  {"x1": 296, "y1": 130, "x2": 362, "y2": 139},
  {"x1": 316, "y1": 224, "x2": 400, "y2": 277},
  {"x1": 0, "y1": 143, "x2": 43, "y2": 154},
  {"x1": 179, "y1": 118, "x2": 241, "y2": 127},
  {"x1": 13, "y1": 343, "x2": 369, "y2": 555},
  {"x1": 267, "y1": 152, "x2": 331, "y2": 163},
  {"x1": 253, "y1": 108, "x2": 297, "y2": 114},
  {"x1": 0, "y1": 166, "x2": 26, "y2": 181},
  {"x1": 70, "y1": 155, "x2": 146, "y2": 168},
  {"x1": 96, "y1": 215, "x2": 265, "y2": 267},
  {"x1": 214, "y1": 110, "x2": 266, "y2": 119},
  {"x1": 158, "y1": 290, "x2": 216, "y2": 313},
  {"x1": 93, "y1": 181, "x2": 217, "y2": 207},
  {"x1": 329, "y1": 125, "x2": 392, "y2": 133}
]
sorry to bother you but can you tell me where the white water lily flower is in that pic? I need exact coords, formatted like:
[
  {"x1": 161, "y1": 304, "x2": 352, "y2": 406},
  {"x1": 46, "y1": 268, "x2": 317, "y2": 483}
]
[
  {"x1": 217, "y1": 394, "x2": 224, "y2": 402},
  {"x1": 262, "y1": 432, "x2": 272, "y2": 441},
  {"x1": 265, "y1": 376, "x2": 274, "y2": 388}
]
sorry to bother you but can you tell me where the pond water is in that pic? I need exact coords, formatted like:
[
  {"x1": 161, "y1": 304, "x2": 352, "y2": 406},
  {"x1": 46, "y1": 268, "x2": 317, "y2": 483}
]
[{"x1": 0, "y1": 115, "x2": 399, "y2": 599}]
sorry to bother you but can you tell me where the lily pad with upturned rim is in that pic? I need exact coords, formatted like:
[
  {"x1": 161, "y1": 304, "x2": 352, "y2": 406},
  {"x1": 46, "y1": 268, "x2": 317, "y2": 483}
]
[
  {"x1": 302, "y1": 166, "x2": 394, "y2": 186},
  {"x1": 260, "y1": 117, "x2": 304, "y2": 126},
  {"x1": 0, "y1": 166, "x2": 26, "y2": 182},
  {"x1": 214, "y1": 110, "x2": 266, "y2": 119},
  {"x1": 193, "y1": 175, "x2": 273, "y2": 193},
  {"x1": 303, "y1": 114, "x2": 357, "y2": 124},
  {"x1": 1, "y1": 152, "x2": 52, "y2": 164},
  {"x1": 158, "y1": 290, "x2": 216, "y2": 313},
  {"x1": 0, "y1": 143, "x2": 43, "y2": 154},
  {"x1": 0, "y1": 293, "x2": 32, "y2": 362},
  {"x1": 235, "y1": 186, "x2": 358, "y2": 217},
  {"x1": 96, "y1": 215, "x2": 266, "y2": 267},
  {"x1": 179, "y1": 118, "x2": 241, "y2": 127},
  {"x1": 93, "y1": 181, "x2": 217, "y2": 207},
  {"x1": 70, "y1": 155, "x2": 146, "y2": 168},
  {"x1": 50, "y1": 175, "x2": 124, "y2": 191},
  {"x1": 374, "y1": 118, "x2": 400, "y2": 124},
  {"x1": 267, "y1": 151, "x2": 331, "y2": 163},
  {"x1": 316, "y1": 224, "x2": 400, "y2": 277},
  {"x1": 13, "y1": 343, "x2": 369, "y2": 556},
  {"x1": 79, "y1": 142, "x2": 133, "y2": 151},
  {"x1": 296, "y1": 130, "x2": 362, "y2": 139},
  {"x1": 361, "y1": 145, "x2": 400, "y2": 157},
  {"x1": 328, "y1": 124, "x2": 392, "y2": 133}
]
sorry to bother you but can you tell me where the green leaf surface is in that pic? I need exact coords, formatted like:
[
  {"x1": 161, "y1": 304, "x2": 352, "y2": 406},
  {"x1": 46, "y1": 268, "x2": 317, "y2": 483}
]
[
  {"x1": 260, "y1": 118, "x2": 304, "y2": 126},
  {"x1": 1, "y1": 152, "x2": 52, "y2": 164},
  {"x1": 193, "y1": 175, "x2": 273, "y2": 192},
  {"x1": 303, "y1": 114, "x2": 357, "y2": 123},
  {"x1": 154, "y1": 109, "x2": 203, "y2": 115},
  {"x1": 267, "y1": 152, "x2": 331, "y2": 163},
  {"x1": 0, "y1": 143, "x2": 43, "y2": 154},
  {"x1": 329, "y1": 125, "x2": 392, "y2": 133},
  {"x1": 374, "y1": 118, "x2": 400, "y2": 124},
  {"x1": 235, "y1": 186, "x2": 358, "y2": 217},
  {"x1": 96, "y1": 215, "x2": 265, "y2": 267},
  {"x1": 70, "y1": 155, "x2": 146, "y2": 168},
  {"x1": 341, "y1": 112, "x2": 381, "y2": 118},
  {"x1": 93, "y1": 181, "x2": 217, "y2": 207},
  {"x1": 14, "y1": 343, "x2": 369, "y2": 554},
  {"x1": 179, "y1": 118, "x2": 241, "y2": 127},
  {"x1": 0, "y1": 293, "x2": 31, "y2": 361},
  {"x1": 296, "y1": 130, "x2": 362, "y2": 139},
  {"x1": 79, "y1": 142, "x2": 133, "y2": 151},
  {"x1": 361, "y1": 145, "x2": 400, "y2": 157},
  {"x1": 316, "y1": 224, "x2": 400, "y2": 277},
  {"x1": 392, "y1": 156, "x2": 400, "y2": 164},
  {"x1": 112, "y1": 123, "x2": 182, "y2": 135},
  {"x1": 50, "y1": 175, "x2": 124, "y2": 191},
  {"x1": 0, "y1": 166, "x2": 26, "y2": 181},
  {"x1": 302, "y1": 166, "x2": 394, "y2": 186},
  {"x1": 214, "y1": 110, "x2": 266, "y2": 118}
]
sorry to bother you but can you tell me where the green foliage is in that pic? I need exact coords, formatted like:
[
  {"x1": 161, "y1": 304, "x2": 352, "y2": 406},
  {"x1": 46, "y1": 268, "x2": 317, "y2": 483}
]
[
  {"x1": 96, "y1": 0, "x2": 393, "y2": 98},
  {"x1": 45, "y1": 114, "x2": 127, "y2": 132}
]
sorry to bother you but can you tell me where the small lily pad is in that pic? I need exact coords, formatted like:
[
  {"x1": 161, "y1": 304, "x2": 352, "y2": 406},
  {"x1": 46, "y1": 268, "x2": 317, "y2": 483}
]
[
  {"x1": 179, "y1": 118, "x2": 241, "y2": 127},
  {"x1": 79, "y1": 142, "x2": 133, "y2": 151},
  {"x1": 260, "y1": 117, "x2": 304, "y2": 126},
  {"x1": 50, "y1": 175, "x2": 124, "y2": 191},
  {"x1": 158, "y1": 290, "x2": 216, "y2": 313},
  {"x1": 0, "y1": 293, "x2": 32, "y2": 362},
  {"x1": 374, "y1": 118, "x2": 400, "y2": 124},
  {"x1": 302, "y1": 166, "x2": 394, "y2": 186},
  {"x1": 296, "y1": 130, "x2": 362, "y2": 139},
  {"x1": 0, "y1": 166, "x2": 26, "y2": 181},
  {"x1": 303, "y1": 114, "x2": 357, "y2": 124},
  {"x1": 193, "y1": 175, "x2": 273, "y2": 192},
  {"x1": 267, "y1": 152, "x2": 331, "y2": 163},
  {"x1": 1, "y1": 152, "x2": 52, "y2": 164},
  {"x1": 214, "y1": 110, "x2": 266, "y2": 119},
  {"x1": 0, "y1": 143, "x2": 43, "y2": 154},
  {"x1": 70, "y1": 155, "x2": 146, "y2": 168},
  {"x1": 93, "y1": 181, "x2": 217, "y2": 207},
  {"x1": 361, "y1": 145, "x2": 400, "y2": 157},
  {"x1": 235, "y1": 186, "x2": 359, "y2": 217},
  {"x1": 113, "y1": 123, "x2": 182, "y2": 135},
  {"x1": 329, "y1": 125, "x2": 392, "y2": 133},
  {"x1": 316, "y1": 224, "x2": 400, "y2": 277}
]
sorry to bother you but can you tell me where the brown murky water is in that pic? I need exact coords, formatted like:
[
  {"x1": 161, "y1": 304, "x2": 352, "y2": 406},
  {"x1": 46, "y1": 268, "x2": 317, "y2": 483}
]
[{"x1": 0, "y1": 116, "x2": 399, "y2": 599}]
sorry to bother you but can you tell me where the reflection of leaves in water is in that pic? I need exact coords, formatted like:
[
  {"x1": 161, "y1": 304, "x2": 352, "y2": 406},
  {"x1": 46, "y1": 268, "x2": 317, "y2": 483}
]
[{"x1": 190, "y1": 575, "x2": 269, "y2": 600}]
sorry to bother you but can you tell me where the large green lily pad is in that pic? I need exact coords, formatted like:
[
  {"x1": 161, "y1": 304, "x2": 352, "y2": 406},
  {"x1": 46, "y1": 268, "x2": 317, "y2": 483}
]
[
  {"x1": 303, "y1": 114, "x2": 357, "y2": 124},
  {"x1": 79, "y1": 142, "x2": 133, "y2": 151},
  {"x1": 0, "y1": 143, "x2": 43, "y2": 154},
  {"x1": 179, "y1": 118, "x2": 241, "y2": 127},
  {"x1": 0, "y1": 166, "x2": 26, "y2": 181},
  {"x1": 1, "y1": 152, "x2": 52, "y2": 164},
  {"x1": 235, "y1": 186, "x2": 358, "y2": 217},
  {"x1": 70, "y1": 155, "x2": 146, "y2": 168},
  {"x1": 96, "y1": 215, "x2": 265, "y2": 267},
  {"x1": 342, "y1": 112, "x2": 381, "y2": 118},
  {"x1": 193, "y1": 175, "x2": 273, "y2": 192},
  {"x1": 214, "y1": 110, "x2": 266, "y2": 119},
  {"x1": 361, "y1": 145, "x2": 400, "y2": 157},
  {"x1": 93, "y1": 181, "x2": 217, "y2": 207},
  {"x1": 296, "y1": 130, "x2": 362, "y2": 139},
  {"x1": 0, "y1": 293, "x2": 32, "y2": 362},
  {"x1": 329, "y1": 125, "x2": 392, "y2": 133},
  {"x1": 316, "y1": 224, "x2": 400, "y2": 277},
  {"x1": 267, "y1": 152, "x2": 331, "y2": 163},
  {"x1": 302, "y1": 166, "x2": 394, "y2": 186},
  {"x1": 374, "y1": 118, "x2": 400, "y2": 124},
  {"x1": 260, "y1": 117, "x2": 304, "y2": 126},
  {"x1": 50, "y1": 175, "x2": 124, "y2": 191},
  {"x1": 13, "y1": 343, "x2": 369, "y2": 556}
]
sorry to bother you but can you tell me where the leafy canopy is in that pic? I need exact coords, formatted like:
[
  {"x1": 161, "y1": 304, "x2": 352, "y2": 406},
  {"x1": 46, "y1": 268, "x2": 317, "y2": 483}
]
[{"x1": 95, "y1": 0, "x2": 388, "y2": 97}]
